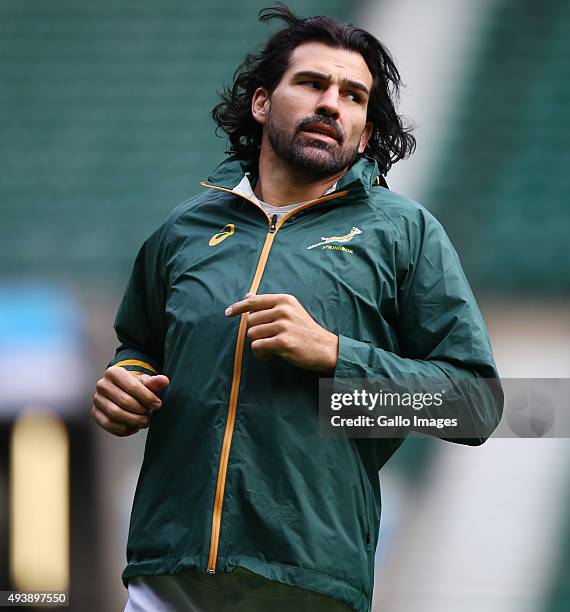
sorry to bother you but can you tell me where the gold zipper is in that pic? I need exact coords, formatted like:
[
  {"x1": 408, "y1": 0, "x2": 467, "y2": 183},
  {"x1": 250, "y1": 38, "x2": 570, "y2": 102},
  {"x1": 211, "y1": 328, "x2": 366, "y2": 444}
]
[{"x1": 200, "y1": 181, "x2": 347, "y2": 574}]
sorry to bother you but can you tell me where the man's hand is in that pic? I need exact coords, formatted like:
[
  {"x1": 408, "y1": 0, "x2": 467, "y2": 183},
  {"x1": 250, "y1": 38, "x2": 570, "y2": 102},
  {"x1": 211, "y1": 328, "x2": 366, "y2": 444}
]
[
  {"x1": 91, "y1": 366, "x2": 170, "y2": 437},
  {"x1": 225, "y1": 293, "x2": 339, "y2": 373}
]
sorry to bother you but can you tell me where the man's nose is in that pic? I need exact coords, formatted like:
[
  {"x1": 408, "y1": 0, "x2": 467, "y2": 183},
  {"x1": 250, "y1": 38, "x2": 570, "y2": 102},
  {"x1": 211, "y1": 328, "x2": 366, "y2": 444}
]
[{"x1": 315, "y1": 86, "x2": 340, "y2": 119}]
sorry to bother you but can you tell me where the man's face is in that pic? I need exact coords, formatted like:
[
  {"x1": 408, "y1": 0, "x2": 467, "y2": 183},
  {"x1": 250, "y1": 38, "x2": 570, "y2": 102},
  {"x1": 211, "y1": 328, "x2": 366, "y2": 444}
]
[{"x1": 253, "y1": 41, "x2": 374, "y2": 180}]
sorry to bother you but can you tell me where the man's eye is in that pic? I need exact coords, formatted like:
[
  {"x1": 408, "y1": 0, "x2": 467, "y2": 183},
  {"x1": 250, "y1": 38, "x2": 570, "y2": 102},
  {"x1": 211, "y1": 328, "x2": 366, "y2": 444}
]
[
  {"x1": 303, "y1": 81, "x2": 321, "y2": 89},
  {"x1": 346, "y1": 92, "x2": 361, "y2": 103}
]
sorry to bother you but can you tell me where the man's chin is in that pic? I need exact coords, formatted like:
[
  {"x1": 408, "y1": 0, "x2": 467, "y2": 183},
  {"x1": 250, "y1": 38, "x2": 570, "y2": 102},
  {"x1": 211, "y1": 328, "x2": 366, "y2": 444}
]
[
  {"x1": 287, "y1": 149, "x2": 347, "y2": 179},
  {"x1": 294, "y1": 141, "x2": 339, "y2": 164}
]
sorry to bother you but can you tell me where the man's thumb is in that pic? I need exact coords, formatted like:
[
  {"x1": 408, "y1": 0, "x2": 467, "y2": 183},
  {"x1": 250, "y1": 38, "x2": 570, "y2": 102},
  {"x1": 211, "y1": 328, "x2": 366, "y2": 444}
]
[{"x1": 142, "y1": 374, "x2": 170, "y2": 393}]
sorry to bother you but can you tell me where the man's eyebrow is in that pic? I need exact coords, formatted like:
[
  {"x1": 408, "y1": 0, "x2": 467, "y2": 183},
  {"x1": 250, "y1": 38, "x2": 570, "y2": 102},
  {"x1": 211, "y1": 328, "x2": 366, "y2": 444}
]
[{"x1": 292, "y1": 71, "x2": 370, "y2": 96}]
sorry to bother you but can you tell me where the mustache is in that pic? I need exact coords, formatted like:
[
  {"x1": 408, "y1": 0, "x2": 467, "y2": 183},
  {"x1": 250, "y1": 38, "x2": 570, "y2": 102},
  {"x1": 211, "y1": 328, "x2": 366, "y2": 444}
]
[{"x1": 296, "y1": 115, "x2": 344, "y2": 143}]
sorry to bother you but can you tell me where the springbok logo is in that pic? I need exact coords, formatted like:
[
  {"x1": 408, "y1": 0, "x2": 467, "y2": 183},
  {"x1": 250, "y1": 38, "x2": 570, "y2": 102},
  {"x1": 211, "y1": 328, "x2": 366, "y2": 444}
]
[
  {"x1": 209, "y1": 223, "x2": 235, "y2": 246},
  {"x1": 307, "y1": 226, "x2": 362, "y2": 250}
]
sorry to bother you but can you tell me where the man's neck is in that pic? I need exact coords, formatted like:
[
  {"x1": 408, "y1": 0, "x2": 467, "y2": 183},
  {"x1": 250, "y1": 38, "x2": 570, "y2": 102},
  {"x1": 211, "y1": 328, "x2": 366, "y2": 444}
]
[{"x1": 253, "y1": 143, "x2": 347, "y2": 206}]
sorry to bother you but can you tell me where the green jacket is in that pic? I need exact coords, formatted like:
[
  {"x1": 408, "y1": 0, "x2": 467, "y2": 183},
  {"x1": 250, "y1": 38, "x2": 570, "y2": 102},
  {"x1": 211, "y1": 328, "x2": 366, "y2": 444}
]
[{"x1": 108, "y1": 155, "x2": 503, "y2": 612}]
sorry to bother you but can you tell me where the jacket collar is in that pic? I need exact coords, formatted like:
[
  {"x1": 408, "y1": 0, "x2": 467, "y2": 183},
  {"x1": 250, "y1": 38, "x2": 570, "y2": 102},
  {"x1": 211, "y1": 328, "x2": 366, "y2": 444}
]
[{"x1": 204, "y1": 154, "x2": 381, "y2": 200}]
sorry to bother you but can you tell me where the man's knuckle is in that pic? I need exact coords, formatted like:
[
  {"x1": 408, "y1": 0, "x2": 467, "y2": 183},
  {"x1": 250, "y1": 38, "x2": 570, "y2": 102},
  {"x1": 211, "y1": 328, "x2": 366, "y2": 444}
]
[
  {"x1": 119, "y1": 391, "x2": 139, "y2": 410},
  {"x1": 106, "y1": 403, "x2": 122, "y2": 421},
  {"x1": 143, "y1": 390, "x2": 158, "y2": 405},
  {"x1": 95, "y1": 397, "x2": 110, "y2": 417},
  {"x1": 93, "y1": 407, "x2": 110, "y2": 429},
  {"x1": 122, "y1": 372, "x2": 136, "y2": 388},
  {"x1": 124, "y1": 413, "x2": 140, "y2": 427},
  {"x1": 277, "y1": 334, "x2": 292, "y2": 350},
  {"x1": 103, "y1": 419, "x2": 115, "y2": 432},
  {"x1": 126, "y1": 380, "x2": 144, "y2": 402},
  {"x1": 247, "y1": 312, "x2": 259, "y2": 325},
  {"x1": 106, "y1": 365, "x2": 122, "y2": 380},
  {"x1": 127, "y1": 407, "x2": 145, "y2": 423}
]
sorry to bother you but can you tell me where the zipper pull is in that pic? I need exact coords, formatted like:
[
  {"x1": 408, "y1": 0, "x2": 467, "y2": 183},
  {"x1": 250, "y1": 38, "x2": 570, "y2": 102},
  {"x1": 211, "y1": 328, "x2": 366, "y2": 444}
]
[{"x1": 269, "y1": 214, "x2": 278, "y2": 233}]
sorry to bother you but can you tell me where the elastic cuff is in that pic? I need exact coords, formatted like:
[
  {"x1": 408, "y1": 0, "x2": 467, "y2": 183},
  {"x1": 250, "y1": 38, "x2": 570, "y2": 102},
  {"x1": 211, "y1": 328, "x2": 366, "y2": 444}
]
[
  {"x1": 333, "y1": 334, "x2": 357, "y2": 379},
  {"x1": 113, "y1": 359, "x2": 158, "y2": 376}
]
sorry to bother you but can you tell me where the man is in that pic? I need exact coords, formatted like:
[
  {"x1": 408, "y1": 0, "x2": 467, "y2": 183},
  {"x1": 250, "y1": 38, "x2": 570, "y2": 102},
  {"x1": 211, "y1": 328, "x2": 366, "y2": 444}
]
[{"x1": 92, "y1": 5, "x2": 503, "y2": 612}]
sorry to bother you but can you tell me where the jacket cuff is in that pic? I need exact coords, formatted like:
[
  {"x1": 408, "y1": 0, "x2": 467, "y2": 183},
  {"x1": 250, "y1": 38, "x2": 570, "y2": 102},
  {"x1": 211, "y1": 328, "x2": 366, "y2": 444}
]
[
  {"x1": 333, "y1": 334, "x2": 376, "y2": 380},
  {"x1": 108, "y1": 352, "x2": 159, "y2": 377}
]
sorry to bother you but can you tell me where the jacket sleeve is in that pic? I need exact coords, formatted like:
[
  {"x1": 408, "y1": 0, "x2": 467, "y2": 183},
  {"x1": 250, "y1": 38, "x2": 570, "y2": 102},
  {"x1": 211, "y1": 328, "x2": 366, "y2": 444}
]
[
  {"x1": 107, "y1": 222, "x2": 170, "y2": 377},
  {"x1": 333, "y1": 207, "x2": 504, "y2": 445}
]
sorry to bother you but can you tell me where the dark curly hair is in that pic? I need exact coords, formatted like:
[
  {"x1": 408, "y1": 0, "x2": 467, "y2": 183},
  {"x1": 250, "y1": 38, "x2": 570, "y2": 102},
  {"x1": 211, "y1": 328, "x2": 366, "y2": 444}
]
[{"x1": 212, "y1": 3, "x2": 416, "y2": 176}]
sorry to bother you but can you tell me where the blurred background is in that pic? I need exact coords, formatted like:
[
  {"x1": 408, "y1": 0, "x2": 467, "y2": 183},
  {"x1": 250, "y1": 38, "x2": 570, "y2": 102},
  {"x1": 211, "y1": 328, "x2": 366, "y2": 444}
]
[{"x1": 0, "y1": 0, "x2": 568, "y2": 610}]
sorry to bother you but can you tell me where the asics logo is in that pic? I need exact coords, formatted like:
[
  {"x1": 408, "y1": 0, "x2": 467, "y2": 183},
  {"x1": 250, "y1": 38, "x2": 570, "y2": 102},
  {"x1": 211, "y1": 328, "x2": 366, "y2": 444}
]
[{"x1": 209, "y1": 224, "x2": 235, "y2": 246}]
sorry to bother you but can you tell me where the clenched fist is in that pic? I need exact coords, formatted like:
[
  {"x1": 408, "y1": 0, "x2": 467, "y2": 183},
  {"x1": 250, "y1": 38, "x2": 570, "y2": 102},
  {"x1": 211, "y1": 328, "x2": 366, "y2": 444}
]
[
  {"x1": 91, "y1": 365, "x2": 170, "y2": 436},
  {"x1": 225, "y1": 292, "x2": 339, "y2": 373}
]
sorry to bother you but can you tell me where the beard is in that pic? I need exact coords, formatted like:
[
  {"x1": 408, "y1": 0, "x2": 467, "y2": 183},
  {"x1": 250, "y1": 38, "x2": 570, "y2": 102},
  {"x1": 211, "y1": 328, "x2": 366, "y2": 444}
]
[{"x1": 266, "y1": 112, "x2": 362, "y2": 181}]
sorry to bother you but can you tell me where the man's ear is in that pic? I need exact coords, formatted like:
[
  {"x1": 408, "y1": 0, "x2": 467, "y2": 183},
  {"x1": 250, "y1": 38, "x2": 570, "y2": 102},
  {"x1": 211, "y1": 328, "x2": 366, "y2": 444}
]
[
  {"x1": 251, "y1": 87, "x2": 270, "y2": 125},
  {"x1": 358, "y1": 122, "x2": 373, "y2": 154}
]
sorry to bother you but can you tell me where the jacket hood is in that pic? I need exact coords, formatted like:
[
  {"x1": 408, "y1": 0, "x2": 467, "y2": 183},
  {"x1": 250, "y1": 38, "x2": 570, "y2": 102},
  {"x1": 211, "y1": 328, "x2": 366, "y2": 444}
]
[{"x1": 204, "y1": 154, "x2": 381, "y2": 200}]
